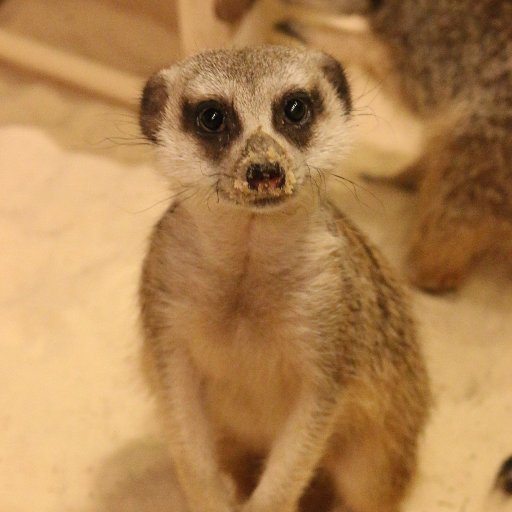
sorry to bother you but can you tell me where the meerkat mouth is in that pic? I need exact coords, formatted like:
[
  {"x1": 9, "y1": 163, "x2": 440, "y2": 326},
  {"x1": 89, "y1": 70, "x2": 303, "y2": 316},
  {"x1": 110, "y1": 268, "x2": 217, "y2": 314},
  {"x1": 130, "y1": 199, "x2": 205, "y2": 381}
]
[
  {"x1": 248, "y1": 176, "x2": 286, "y2": 192},
  {"x1": 229, "y1": 167, "x2": 297, "y2": 207},
  {"x1": 222, "y1": 129, "x2": 298, "y2": 207},
  {"x1": 246, "y1": 162, "x2": 286, "y2": 192},
  {"x1": 218, "y1": 170, "x2": 297, "y2": 208}
]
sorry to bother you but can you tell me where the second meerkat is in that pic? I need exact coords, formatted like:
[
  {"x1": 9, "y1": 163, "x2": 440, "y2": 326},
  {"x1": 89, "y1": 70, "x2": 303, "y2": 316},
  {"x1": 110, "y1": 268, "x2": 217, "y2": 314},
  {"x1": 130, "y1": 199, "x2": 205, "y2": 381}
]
[
  {"x1": 279, "y1": 0, "x2": 512, "y2": 292},
  {"x1": 139, "y1": 46, "x2": 430, "y2": 512}
]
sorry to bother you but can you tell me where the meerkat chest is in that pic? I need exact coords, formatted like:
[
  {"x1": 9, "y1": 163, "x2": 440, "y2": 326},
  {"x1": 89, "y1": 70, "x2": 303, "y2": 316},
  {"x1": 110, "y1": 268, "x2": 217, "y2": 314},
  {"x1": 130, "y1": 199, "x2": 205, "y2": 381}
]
[
  {"x1": 183, "y1": 242, "x2": 311, "y2": 354},
  {"x1": 160, "y1": 210, "x2": 344, "y2": 445},
  {"x1": 177, "y1": 249, "x2": 312, "y2": 446},
  {"x1": 171, "y1": 216, "x2": 344, "y2": 358}
]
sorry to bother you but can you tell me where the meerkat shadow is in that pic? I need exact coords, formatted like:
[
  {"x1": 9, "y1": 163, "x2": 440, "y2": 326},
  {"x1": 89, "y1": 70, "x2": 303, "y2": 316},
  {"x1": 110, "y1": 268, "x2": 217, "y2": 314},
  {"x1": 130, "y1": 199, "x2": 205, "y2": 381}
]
[
  {"x1": 90, "y1": 438, "x2": 186, "y2": 512},
  {"x1": 90, "y1": 438, "x2": 337, "y2": 512}
]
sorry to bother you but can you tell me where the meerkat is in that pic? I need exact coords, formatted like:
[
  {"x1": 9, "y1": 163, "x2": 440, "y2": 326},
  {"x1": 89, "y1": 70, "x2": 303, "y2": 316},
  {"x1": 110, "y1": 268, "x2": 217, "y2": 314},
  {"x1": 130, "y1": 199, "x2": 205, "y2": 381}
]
[
  {"x1": 496, "y1": 456, "x2": 512, "y2": 497},
  {"x1": 482, "y1": 456, "x2": 512, "y2": 512},
  {"x1": 277, "y1": 0, "x2": 512, "y2": 292},
  {"x1": 138, "y1": 45, "x2": 430, "y2": 512}
]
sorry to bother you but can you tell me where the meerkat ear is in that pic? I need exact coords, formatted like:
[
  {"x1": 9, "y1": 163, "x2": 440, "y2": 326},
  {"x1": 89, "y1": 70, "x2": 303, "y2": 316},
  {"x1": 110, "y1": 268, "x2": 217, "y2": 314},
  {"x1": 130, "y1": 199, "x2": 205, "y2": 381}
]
[
  {"x1": 140, "y1": 71, "x2": 170, "y2": 143},
  {"x1": 320, "y1": 54, "x2": 352, "y2": 114}
]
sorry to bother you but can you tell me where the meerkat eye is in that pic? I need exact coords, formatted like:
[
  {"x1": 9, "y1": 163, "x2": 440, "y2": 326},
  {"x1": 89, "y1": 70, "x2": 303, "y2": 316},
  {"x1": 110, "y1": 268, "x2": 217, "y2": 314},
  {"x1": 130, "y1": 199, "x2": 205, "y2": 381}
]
[
  {"x1": 283, "y1": 96, "x2": 310, "y2": 124},
  {"x1": 197, "y1": 103, "x2": 226, "y2": 133}
]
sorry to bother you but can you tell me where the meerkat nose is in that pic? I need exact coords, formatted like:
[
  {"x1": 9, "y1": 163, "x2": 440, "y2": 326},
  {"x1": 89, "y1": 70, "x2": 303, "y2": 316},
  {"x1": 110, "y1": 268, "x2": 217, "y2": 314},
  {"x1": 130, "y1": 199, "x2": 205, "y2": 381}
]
[{"x1": 246, "y1": 163, "x2": 286, "y2": 191}]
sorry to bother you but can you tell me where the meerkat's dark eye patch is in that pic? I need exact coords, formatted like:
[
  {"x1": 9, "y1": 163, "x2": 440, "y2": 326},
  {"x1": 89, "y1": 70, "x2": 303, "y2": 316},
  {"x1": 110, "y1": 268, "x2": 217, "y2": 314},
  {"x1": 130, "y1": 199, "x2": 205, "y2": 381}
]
[
  {"x1": 272, "y1": 88, "x2": 323, "y2": 149},
  {"x1": 181, "y1": 98, "x2": 241, "y2": 161}
]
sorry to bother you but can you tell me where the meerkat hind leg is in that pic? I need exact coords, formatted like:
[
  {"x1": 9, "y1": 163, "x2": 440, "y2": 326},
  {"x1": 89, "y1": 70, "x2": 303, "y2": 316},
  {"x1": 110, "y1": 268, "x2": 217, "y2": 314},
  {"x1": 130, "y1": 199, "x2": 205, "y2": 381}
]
[
  {"x1": 406, "y1": 132, "x2": 508, "y2": 292},
  {"x1": 327, "y1": 436, "x2": 414, "y2": 512},
  {"x1": 408, "y1": 215, "x2": 492, "y2": 292}
]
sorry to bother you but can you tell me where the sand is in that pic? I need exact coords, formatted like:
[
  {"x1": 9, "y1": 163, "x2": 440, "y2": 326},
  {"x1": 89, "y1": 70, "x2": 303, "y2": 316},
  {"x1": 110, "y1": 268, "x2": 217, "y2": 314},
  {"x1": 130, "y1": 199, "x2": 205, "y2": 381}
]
[{"x1": 0, "y1": 1, "x2": 511, "y2": 512}]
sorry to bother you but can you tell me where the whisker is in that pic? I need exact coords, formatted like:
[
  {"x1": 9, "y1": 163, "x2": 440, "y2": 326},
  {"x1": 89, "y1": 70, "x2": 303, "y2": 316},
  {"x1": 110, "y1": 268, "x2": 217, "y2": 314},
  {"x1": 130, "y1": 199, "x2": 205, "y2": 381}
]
[
  {"x1": 329, "y1": 172, "x2": 384, "y2": 210},
  {"x1": 180, "y1": 186, "x2": 202, "y2": 206},
  {"x1": 87, "y1": 133, "x2": 154, "y2": 150},
  {"x1": 205, "y1": 182, "x2": 222, "y2": 211},
  {"x1": 129, "y1": 186, "x2": 195, "y2": 214},
  {"x1": 198, "y1": 161, "x2": 236, "y2": 180},
  {"x1": 317, "y1": 165, "x2": 328, "y2": 194},
  {"x1": 215, "y1": 181, "x2": 221, "y2": 204},
  {"x1": 305, "y1": 163, "x2": 325, "y2": 199},
  {"x1": 304, "y1": 162, "x2": 384, "y2": 211}
]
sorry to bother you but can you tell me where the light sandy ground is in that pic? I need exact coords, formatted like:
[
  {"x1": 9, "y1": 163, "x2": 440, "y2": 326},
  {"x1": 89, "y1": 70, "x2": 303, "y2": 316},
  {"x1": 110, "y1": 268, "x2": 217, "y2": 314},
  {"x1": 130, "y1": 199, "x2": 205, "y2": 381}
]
[{"x1": 1, "y1": 2, "x2": 511, "y2": 512}]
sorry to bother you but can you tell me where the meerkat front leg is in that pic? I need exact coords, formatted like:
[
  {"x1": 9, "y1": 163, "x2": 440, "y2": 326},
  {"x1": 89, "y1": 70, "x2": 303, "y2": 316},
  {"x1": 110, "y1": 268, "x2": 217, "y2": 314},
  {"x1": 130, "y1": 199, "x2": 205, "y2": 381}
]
[
  {"x1": 147, "y1": 346, "x2": 238, "y2": 512},
  {"x1": 242, "y1": 384, "x2": 341, "y2": 512}
]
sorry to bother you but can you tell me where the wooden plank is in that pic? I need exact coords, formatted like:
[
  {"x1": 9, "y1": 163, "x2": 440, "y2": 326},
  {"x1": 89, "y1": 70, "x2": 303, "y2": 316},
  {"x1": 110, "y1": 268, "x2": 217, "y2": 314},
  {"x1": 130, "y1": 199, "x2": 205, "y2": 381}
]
[{"x1": 0, "y1": 29, "x2": 144, "y2": 109}]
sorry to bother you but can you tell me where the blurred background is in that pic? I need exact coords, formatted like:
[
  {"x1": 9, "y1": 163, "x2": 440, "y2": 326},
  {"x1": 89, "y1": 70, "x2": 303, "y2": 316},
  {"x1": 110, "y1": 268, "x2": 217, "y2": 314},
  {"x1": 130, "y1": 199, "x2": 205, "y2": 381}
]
[{"x1": 0, "y1": 2, "x2": 511, "y2": 512}]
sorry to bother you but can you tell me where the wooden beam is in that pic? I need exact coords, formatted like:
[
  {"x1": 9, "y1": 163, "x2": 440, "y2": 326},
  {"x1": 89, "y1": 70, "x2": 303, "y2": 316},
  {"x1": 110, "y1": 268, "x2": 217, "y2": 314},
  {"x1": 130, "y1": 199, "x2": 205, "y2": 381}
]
[{"x1": 0, "y1": 29, "x2": 144, "y2": 109}]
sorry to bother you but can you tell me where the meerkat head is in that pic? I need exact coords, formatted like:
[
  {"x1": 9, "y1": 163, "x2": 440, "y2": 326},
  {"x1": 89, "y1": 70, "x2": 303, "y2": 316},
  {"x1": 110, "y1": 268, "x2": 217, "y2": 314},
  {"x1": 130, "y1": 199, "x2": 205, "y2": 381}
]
[{"x1": 140, "y1": 45, "x2": 351, "y2": 210}]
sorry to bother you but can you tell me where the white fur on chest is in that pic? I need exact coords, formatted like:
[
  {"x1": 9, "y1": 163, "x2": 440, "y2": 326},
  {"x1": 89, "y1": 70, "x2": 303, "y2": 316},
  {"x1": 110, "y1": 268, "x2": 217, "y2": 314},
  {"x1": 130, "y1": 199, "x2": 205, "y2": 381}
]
[
  {"x1": 176, "y1": 262, "x2": 309, "y2": 448},
  {"x1": 166, "y1": 201, "x2": 344, "y2": 447}
]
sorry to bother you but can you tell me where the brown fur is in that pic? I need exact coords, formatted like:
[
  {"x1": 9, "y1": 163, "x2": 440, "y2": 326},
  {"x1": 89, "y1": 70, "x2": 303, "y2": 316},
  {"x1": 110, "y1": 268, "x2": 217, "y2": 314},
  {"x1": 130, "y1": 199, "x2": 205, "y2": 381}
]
[
  {"x1": 214, "y1": 0, "x2": 256, "y2": 22},
  {"x1": 280, "y1": 0, "x2": 512, "y2": 292},
  {"x1": 138, "y1": 46, "x2": 431, "y2": 512}
]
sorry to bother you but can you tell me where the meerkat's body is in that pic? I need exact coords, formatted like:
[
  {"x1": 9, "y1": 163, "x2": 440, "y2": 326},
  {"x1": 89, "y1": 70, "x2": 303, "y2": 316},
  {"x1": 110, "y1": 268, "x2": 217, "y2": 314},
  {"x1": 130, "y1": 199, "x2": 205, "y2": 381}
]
[
  {"x1": 139, "y1": 46, "x2": 430, "y2": 512},
  {"x1": 283, "y1": 0, "x2": 512, "y2": 292}
]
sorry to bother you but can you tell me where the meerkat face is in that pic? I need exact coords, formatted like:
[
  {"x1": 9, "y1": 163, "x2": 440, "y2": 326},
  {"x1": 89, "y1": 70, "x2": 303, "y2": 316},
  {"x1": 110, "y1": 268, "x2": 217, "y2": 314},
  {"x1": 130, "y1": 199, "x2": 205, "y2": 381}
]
[{"x1": 140, "y1": 45, "x2": 352, "y2": 210}]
